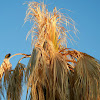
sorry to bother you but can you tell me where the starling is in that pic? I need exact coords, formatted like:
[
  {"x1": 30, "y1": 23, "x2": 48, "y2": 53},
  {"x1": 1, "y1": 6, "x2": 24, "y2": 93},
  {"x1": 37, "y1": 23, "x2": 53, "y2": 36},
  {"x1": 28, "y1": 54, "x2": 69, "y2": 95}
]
[{"x1": 5, "y1": 53, "x2": 11, "y2": 59}]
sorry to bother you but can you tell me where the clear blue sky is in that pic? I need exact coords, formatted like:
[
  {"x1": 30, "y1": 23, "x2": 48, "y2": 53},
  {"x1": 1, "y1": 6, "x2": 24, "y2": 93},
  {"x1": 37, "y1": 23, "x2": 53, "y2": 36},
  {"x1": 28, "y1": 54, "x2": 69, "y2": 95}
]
[{"x1": 0, "y1": 0, "x2": 100, "y2": 99}]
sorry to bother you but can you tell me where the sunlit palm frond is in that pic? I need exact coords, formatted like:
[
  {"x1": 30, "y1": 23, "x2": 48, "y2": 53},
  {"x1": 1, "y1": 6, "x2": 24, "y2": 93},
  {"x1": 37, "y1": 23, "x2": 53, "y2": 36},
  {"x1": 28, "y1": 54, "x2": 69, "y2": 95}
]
[
  {"x1": 0, "y1": 53, "x2": 31, "y2": 99},
  {"x1": 1, "y1": 1, "x2": 99, "y2": 100},
  {"x1": 7, "y1": 63, "x2": 25, "y2": 100},
  {"x1": 25, "y1": 47, "x2": 46, "y2": 100},
  {"x1": 25, "y1": 47, "x2": 71, "y2": 100},
  {"x1": 24, "y1": 1, "x2": 79, "y2": 100},
  {"x1": 0, "y1": 58, "x2": 12, "y2": 99},
  {"x1": 0, "y1": 57, "x2": 12, "y2": 99},
  {"x1": 0, "y1": 80, "x2": 4, "y2": 100},
  {"x1": 25, "y1": 48, "x2": 40, "y2": 82},
  {"x1": 0, "y1": 58, "x2": 12, "y2": 80},
  {"x1": 25, "y1": 1, "x2": 78, "y2": 50},
  {"x1": 72, "y1": 53, "x2": 100, "y2": 100}
]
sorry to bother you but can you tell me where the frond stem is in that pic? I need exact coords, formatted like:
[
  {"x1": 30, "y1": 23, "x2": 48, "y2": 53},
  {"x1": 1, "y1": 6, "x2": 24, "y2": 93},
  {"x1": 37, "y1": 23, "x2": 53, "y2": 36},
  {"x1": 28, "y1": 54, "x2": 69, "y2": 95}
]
[
  {"x1": 18, "y1": 55, "x2": 31, "y2": 63},
  {"x1": 8, "y1": 53, "x2": 31, "y2": 60}
]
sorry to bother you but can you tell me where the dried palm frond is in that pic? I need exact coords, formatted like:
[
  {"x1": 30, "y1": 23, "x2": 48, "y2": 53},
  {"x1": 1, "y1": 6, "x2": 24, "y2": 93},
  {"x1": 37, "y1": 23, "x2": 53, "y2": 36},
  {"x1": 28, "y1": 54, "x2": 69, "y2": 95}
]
[
  {"x1": 7, "y1": 63, "x2": 25, "y2": 100},
  {"x1": 0, "y1": 58, "x2": 12, "y2": 80},
  {"x1": 25, "y1": 47, "x2": 46, "y2": 100},
  {"x1": 0, "y1": 1, "x2": 99, "y2": 100},
  {"x1": 0, "y1": 53, "x2": 31, "y2": 99},
  {"x1": 0, "y1": 79, "x2": 4, "y2": 100},
  {"x1": 0, "y1": 67, "x2": 4, "y2": 80},
  {"x1": 25, "y1": 46, "x2": 71, "y2": 100},
  {"x1": 72, "y1": 53, "x2": 100, "y2": 100},
  {"x1": 0, "y1": 53, "x2": 31, "y2": 82},
  {"x1": 24, "y1": 1, "x2": 78, "y2": 100},
  {"x1": 25, "y1": 1, "x2": 78, "y2": 50},
  {"x1": 25, "y1": 48, "x2": 40, "y2": 82},
  {"x1": 0, "y1": 55, "x2": 12, "y2": 99}
]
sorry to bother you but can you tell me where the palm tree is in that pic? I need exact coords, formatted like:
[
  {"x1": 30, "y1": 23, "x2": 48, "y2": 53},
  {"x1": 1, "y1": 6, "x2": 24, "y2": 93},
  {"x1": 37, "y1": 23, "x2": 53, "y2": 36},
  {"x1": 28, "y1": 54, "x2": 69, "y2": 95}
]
[{"x1": 0, "y1": 1, "x2": 100, "y2": 100}]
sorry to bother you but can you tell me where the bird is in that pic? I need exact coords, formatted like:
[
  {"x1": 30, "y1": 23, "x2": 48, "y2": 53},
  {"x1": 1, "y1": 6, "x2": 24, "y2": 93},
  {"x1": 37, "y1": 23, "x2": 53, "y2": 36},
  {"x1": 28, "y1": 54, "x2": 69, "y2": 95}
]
[{"x1": 5, "y1": 53, "x2": 11, "y2": 59}]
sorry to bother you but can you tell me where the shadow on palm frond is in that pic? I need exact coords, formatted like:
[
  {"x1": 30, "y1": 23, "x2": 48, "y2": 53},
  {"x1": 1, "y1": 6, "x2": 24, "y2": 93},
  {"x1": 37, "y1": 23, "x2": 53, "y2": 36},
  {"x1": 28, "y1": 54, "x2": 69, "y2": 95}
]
[{"x1": 0, "y1": 1, "x2": 100, "y2": 100}]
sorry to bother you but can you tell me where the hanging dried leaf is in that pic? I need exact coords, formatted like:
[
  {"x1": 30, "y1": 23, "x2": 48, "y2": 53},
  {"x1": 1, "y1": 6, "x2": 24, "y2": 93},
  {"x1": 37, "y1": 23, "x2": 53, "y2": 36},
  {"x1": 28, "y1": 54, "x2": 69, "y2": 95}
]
[
  {"x1": 25, "y1": 47, "x2": 40, "y2": 82},
  {"x1": 0, "y1": 67, "x2": 4, "y2": 80},
  {"x1": 25, "y1": 1, "x2": 78, "y2": 49},
  {"x1": 51, "y1": 54, "x2": 70, "y2": 100},
  {"x1": 0, "y1": 58, "x2": 12, "y2": 80},
  {"x1": 1, "y1": 59, "x2": 12, "y2": 72},
  {"x1": 25, "y1": 47, "x2": 46, "y2": 100},
  {"x1": 25, "y1": 45, "x2": 71, "y2": 100},
  {"x1": 7, "y1": 63, "x2": 25, "y2": 100},
  {"x1": 73, "y1": 53, "x2": 100, "y2": 100}
]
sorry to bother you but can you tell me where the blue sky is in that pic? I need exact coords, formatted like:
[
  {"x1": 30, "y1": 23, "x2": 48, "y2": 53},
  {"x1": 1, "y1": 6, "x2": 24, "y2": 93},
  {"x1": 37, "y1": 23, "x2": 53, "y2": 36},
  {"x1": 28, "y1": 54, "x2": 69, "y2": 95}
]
[{"x1": 0, "y1": 0, "x2": 100, "y2": 99}]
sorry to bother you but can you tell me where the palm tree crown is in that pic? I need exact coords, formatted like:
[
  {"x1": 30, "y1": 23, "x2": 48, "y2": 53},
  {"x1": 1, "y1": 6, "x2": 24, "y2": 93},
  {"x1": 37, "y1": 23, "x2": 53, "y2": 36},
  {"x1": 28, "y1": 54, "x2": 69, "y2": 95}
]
[{"x1": 0, "y1": 1, "x2": 100, "y2": 100}]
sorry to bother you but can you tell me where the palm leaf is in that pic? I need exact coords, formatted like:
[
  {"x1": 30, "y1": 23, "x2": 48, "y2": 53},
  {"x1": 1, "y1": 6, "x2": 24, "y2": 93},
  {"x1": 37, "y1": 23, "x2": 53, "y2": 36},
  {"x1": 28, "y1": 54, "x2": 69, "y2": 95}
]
[
  {"x1": 0, "y1": 58, "x2": 12, "y2": 99},
  {"x1": 7, "y1": 63, "x2": 25, "y2": 100},
  {"x1": 25, "y1": 47, "x2": 44, "y2": 100},
  {"x1": 52, "y1": 54, "x2": 70, "y2": 100},
  {"x1": 73, "y1": 53, "x2": 100, "y2": 100},
  {"x1": 25, "y1": 1, "x2": 78, "y2": 49},
  {"x1": 25, "y1": 45, "x2": 71, "y2": 100},
  {"x1": 24, "y1": 2, "x2": 78, "y2": 99},
  {"x1": 0, "y1": 80, "x2": 5, "y2": 100},
  {"x1": 25, "y1": 48, "x2": 40, "y2": 82}
]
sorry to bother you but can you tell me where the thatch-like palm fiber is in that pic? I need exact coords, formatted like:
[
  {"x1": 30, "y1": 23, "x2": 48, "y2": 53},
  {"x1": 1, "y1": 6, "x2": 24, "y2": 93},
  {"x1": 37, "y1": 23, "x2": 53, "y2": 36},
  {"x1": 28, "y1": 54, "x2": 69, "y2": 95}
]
[
  {"x1": 7, "y1": 63, "x2": 25, "y2": 100},
  {"x1": 25, "y1": 1, "x2": 100, "y2": 100},
  {"x1": 72, "y1": 53, "x2": 100, "y2": 100},
  {"x1": 26, "y1": 47, "x2": 70, "y2": 100},
  {"x1": 0, "y1": 1, "x2": 99, "y2": 100}
]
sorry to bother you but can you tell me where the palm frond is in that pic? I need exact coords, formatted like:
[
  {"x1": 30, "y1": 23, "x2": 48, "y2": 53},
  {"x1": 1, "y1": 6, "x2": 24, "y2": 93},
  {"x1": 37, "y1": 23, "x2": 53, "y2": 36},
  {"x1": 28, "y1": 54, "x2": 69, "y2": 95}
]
[
  {"x1": 7, "y1": 63, "x2": 25, "y2": 100},
  {"x1": 0, "y1": 53, "x2": 31, "y2": 99},
  {"x1": 24, "y1": 1, "x2": 79, "y2": 100},
  {"x1": 25, "y1": 1, "x2": 78, "y2": 49},
  {"x1": 52, "y1": 53, "x2": 70, "y2": 100},
  {"x1": 1, "y1": 1, "x2": 99, "y2": 100},
  {"x1": 0, "y1": 79, "x2": 4, "y2": 100},
  {"x1": 25, "y1": 47, "x2": 46, "y2": 100},
  {"x1": 0, "y1": 58, "x2": 12, "y2": 99},
  {"x1": 73, "y1": 53, "x2": 100, "y2": 100},
  {"x1": 25, "y1": 45, "x2": 71, "y2": 100},
  {"x1": 25, "y1": 48, "x2": 40, "y2": 82},
  {"x1": 0, "y1": 58, "x2": 12, "y2": 80}
]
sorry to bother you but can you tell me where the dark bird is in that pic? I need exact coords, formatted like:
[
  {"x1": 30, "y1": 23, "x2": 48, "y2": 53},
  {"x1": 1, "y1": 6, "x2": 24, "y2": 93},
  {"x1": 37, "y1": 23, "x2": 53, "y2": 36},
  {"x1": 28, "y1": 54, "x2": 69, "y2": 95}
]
[{"x1": 5, "y1": 53, "x2": 11, "y2": 59}]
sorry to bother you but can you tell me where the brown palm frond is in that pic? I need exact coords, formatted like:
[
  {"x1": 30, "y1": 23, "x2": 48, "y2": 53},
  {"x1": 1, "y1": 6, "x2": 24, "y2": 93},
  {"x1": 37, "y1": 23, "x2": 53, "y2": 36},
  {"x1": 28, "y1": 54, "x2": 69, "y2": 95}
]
[
  {"x1": 1, "y1": 1, "x2": 99, "y2": 100},
  {"x1": 71, "y1": 53, "x2": 100, "y2": 100},
  {"x1": 0, "y1": 53, "x2": 31, "y2": 80},
  {"x1": 25, "y1": 47, "x2": 46, "y2": 100},
  {"x1": 0, "y1": 53, "x2": 31, "y2": 99},
  {"x1": 24, "y1": 1, "x2": 78, "y2": 100},
  {"x1": 25, "y1": 45, "x2": 72, "y2": 100},
  {"x1": 25, "y1": 1, "x2": 78, "y2": 49},
  {"x1": 0, "y1": 58, "x2": 12, "y2": 81},
  {"x1": 0, "y1": 67, "x2": 4, "y2": 80},
  {"x1": 9, "y1": 53, "x2": 31, "y2": 60},
  {"x1": 25, "y1": 48, "x2": 40, "y2": 82},
  {"x1": 0, "y1": 58, "x2": 12, "y2": 99},
  {"x1": 7, "y1": 63, "x2": 25, "y2": 100},
  {"x1": 0, "y1": 80, "x2": 5, "y2": 100},
  {"x1": 0, "y1": 1, "x2": 99, "y2": 100}
]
